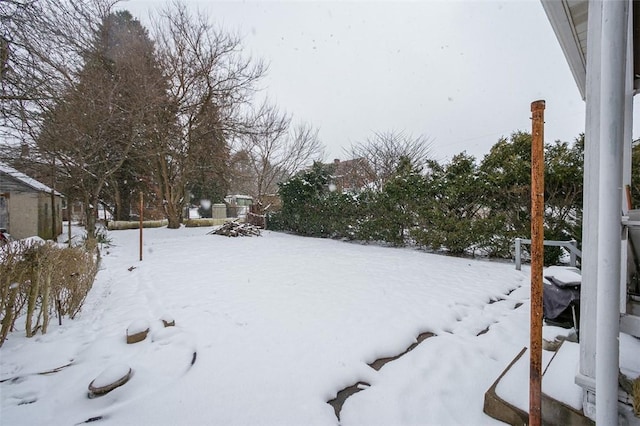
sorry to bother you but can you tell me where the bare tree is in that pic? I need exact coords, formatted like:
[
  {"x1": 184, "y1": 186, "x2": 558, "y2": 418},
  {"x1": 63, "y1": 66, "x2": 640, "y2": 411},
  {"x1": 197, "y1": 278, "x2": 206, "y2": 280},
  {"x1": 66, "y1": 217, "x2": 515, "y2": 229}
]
[
  {"x1": 0, "y1": 1, "x2": 129, "y2": 238},
  {"x1": 235, "y1": 101, "x2": 325, "y2": 203},
  {"x1": 347, "y1": 130, "x2": 433, "y2": 190},
  {"x1": 36, "y1": 8, "x2": 170, "y2": 237},
  {"x1": 148, "y1": 1, "x2": 265, "y2": 228},
  {"x1": 227, "y1": 149, "x2": 256, "y2": 197},
  {"x1": 1, "y1": 0, "x2": 117, "y2": 143}
]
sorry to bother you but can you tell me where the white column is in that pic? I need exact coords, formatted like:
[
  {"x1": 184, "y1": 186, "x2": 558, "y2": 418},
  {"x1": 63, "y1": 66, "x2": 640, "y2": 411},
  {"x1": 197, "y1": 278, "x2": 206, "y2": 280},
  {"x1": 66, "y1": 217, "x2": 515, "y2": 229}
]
[
  {"x1": 595, "y1": 1, "x2": 629, "y2": 424},
  {"x1": 578, "y1": 2, "x2": 602, "y2": 418},
  {"x1": 621, "y1": 6, "x2": 634, "y2": 314}
]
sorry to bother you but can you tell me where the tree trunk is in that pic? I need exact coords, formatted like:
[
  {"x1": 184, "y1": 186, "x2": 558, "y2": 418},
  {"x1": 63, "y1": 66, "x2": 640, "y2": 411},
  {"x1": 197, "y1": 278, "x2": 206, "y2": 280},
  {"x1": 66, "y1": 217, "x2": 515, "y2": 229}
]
[
  {"x1": 156, "y1": 156, "x2": 184, "y2": 229},
  {"x1": 113, "y1": 183, "x2": 122, "y2": 221},
  {"x1": 164, "y1": 197, "x2": 182, "y2": 229},
  {"x1": 84, "y1": 194, "x2": 97, "y2": 241},
  {"x1": 41, "y1": 271, "x2": 51, "y2": 334},
  {"x1": 120, "y1": 189, "x2": 131, "y2": 221},
  {"x1": 114, "y1": 183, "x2": 132, "y2": 221},
  {"x1": 0, "y1": 285, "x2": 18, "y2": 346},
  {"x1": 25, "y1": 266, "x2": 40, "y2": 337}
]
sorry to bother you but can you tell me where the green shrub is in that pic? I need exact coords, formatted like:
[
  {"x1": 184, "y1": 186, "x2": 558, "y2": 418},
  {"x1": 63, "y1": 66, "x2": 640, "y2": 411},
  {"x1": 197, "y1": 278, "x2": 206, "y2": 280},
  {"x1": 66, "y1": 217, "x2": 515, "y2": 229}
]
[{"x1": 274, "y1": 133, "x2": 585, "y2": 264}]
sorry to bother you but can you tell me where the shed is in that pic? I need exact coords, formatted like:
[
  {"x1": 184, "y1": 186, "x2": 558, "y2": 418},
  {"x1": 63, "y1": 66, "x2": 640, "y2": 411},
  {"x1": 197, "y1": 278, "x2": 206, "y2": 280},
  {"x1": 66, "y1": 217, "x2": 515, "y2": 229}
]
[{"x1": 0, "y1": 162, "x2": 63, "y2": 240}]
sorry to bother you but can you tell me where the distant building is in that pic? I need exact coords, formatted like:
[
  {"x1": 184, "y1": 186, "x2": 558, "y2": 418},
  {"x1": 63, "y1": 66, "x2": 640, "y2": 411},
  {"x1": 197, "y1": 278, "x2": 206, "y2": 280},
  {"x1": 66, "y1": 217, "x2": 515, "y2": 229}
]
[
  {"x1": 327, "y1": 158, "x2": 374, "y2": 193},
  {"x1": 0, "y1": 162, "x2": 63, "y2": 240},
  {"x1": 224, "y1": 194, "x2": 253, "y2": 219}
]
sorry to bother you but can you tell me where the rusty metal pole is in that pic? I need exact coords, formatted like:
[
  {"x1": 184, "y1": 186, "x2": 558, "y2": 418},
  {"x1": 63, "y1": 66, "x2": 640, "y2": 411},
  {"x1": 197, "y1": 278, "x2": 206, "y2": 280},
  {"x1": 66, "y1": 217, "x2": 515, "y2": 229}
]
[
  {"x1": 529, "y1": 99, "x2": 545, "y2": 426},
  {"x1": 139, "y1": 192, "x2": 143, "y2": 262}
]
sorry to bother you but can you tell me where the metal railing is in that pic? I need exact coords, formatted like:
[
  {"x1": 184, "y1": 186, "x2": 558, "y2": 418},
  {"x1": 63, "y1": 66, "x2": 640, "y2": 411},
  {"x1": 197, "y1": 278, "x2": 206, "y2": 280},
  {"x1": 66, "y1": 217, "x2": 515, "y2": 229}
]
[{"x1": 514, "y1": 238, "x2": 582, "y2": 270}]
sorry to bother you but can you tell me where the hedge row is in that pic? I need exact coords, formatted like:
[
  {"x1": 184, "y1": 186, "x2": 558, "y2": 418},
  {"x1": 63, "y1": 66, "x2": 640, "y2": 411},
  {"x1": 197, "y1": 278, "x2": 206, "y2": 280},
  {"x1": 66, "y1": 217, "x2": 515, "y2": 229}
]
[{"x1": 269, "y1": 132, "x2": 585, "y2": 264}]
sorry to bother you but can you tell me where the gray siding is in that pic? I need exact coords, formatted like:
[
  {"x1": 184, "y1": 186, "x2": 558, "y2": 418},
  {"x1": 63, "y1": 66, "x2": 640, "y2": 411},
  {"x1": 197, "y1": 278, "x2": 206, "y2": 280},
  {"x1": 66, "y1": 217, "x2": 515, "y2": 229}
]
[{"x1": 0, "y1": 173, "x2": 39, "y2": 194}]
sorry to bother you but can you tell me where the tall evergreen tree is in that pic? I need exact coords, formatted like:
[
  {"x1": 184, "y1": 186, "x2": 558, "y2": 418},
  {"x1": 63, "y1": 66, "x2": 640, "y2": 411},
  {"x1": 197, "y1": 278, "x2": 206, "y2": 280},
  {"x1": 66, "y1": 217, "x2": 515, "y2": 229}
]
[
  {"x1": 38, "y1": 9, "x2": 172, "y2": 236},
  {"x1": 359, "y1": 157, "x2": 426, "y2": 245},
  {"x1": 100, "y1": 11, "x2": 172, "y2": 221},
  {"x1": 413, "y1": 153, "x2": 487, "y2": 254},
  {"x1": 477, "y1": 131, "x2": 532, "y2": 256}
]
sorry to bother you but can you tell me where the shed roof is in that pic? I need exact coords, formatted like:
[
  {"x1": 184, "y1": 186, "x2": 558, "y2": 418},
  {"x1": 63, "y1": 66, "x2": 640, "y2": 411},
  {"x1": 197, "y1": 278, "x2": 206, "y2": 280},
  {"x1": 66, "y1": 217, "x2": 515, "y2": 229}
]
[{"x1": 0, "y1": 162, "x2": 63, "y2": 196}]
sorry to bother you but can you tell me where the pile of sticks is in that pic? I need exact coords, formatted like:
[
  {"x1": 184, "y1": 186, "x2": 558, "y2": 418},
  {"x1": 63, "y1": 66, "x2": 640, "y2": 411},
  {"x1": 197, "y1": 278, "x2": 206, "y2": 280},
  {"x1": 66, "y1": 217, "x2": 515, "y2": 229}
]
[{"x1": 208, "y1": 221, "x2": 261, "y2": 237}]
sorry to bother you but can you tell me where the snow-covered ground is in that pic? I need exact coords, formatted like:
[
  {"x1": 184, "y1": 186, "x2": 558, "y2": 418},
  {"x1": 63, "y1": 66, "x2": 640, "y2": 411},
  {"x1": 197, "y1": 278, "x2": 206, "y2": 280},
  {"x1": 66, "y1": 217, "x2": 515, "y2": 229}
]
[{"x1": 1, "y1": 226, "x2": 535, "y2": 425}]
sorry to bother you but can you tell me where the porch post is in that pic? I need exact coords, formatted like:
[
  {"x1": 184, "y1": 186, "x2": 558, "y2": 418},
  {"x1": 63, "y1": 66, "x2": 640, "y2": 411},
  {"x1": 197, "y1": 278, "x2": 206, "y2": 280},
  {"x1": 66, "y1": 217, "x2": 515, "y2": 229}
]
[
  {"x1": 595, "y1": 0, "x2": 628, "y2": 423},
  {"x1": 577, "y1": 1, "x2": 602, "y2": 419},
  {"x1": 621, "y1": 5, "x2": 635, "y2": 314}
]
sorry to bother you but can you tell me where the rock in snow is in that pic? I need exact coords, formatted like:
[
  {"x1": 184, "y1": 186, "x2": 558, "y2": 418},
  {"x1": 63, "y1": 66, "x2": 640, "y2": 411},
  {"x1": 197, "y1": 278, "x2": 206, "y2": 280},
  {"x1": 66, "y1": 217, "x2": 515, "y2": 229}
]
[
  {"x1": 88, "y1": 364, "x2": 132, "y2": 397},
  {"x1": 126, "y1": 319, "x2": 150, "y2": 344}
]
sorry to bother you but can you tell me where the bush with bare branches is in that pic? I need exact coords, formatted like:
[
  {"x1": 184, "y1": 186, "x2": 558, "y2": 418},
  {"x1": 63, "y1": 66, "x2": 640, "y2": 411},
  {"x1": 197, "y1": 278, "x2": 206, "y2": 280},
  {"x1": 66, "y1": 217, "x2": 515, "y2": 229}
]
[
  {"x1": 0, "y1": 240, "x2": 98, "y2": 346},
  {"x1": 232, "y1": 102, "x2": 325, "y2": 205},
  {"x1": 347, "y1": 130, "x2": 433, "y2": 190}
]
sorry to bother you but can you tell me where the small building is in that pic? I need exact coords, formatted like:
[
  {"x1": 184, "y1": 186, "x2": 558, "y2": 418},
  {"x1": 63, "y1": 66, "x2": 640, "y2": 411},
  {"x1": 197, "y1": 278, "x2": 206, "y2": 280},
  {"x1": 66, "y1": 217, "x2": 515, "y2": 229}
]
[
  {"x1": 328, "y1": 158, "x2": 374, "y2": 193},
  {"x1": 0, "y1": 162, "x2": 63, "y2": 240},
  {"x1": 224, "y1": 194, "x2": 253, "y2": 219}
]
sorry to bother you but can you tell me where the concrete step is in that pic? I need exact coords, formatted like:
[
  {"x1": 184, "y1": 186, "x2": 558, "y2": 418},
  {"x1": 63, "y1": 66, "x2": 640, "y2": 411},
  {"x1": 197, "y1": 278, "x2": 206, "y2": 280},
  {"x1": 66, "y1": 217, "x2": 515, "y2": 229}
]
[{"x1": 483, "y1": 342, "x2": 594, "y2": 425}]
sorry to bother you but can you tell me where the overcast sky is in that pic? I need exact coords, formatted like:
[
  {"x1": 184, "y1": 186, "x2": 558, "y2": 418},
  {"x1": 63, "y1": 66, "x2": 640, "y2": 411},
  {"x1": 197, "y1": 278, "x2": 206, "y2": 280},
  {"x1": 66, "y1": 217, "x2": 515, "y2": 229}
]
[{"x1": 119, "y1": 0, "x2": 605, "y2": 163}]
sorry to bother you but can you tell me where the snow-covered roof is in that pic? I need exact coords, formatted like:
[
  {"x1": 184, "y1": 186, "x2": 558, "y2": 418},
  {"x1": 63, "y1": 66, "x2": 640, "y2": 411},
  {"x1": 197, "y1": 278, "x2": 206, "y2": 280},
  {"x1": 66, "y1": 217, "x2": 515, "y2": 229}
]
[{"x1": 0, "y1": 162, "x2": 63, "y2": 196}]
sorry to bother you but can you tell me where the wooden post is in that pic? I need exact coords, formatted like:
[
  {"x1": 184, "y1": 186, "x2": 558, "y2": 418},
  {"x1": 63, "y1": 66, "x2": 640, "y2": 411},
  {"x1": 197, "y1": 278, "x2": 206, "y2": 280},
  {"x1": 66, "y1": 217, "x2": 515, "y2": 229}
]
[
  {"x1": 515, "y1": 238, "x2": 522, "y2": 271},
  {"x1": 529, "y1": 99, "x2": 545, "y2": 426},
  {"x1": 139, "y1": 192, "x2": 143, "y2": 262},
  {"x1": 68, "y1": 217, "x2": 72, "y2": 248},
  {"x1": 57, "y1": 299, "x2": 62, "y2": 326}
]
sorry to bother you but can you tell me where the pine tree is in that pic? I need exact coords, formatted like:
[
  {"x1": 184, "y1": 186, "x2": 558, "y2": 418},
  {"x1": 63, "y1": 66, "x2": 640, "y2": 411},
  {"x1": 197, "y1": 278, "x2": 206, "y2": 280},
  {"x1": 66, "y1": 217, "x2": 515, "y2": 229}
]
[{"x1": 38, "y1": 10, "x2": 172, "y2": 235}]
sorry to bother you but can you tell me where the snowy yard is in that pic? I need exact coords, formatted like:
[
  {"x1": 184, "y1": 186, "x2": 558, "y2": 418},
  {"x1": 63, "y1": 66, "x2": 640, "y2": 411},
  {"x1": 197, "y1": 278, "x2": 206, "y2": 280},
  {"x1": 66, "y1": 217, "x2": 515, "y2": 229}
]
[{"x1": 1, "y1": 227, "x2": 533, "y2": 425}]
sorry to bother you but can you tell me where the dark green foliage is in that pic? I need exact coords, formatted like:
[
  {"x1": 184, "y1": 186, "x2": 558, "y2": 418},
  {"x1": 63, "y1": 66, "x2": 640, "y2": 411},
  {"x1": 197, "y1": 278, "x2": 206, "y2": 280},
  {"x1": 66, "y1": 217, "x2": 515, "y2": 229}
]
[
  {"x1": 475, "y1": 132, "x2": 584, "y2": 264},
  {"x1": 274, "y1": 132, "x2": 586, "y2": 265},
  {"x1": 478, "y1": 131, "x2": 532, "y2": 256},
  {"x1": 269, "y1": 162, "x2": 332, "y2": 236},
  {"x1": 322, "y1": 191, "x2": 361, "y2": 238},
  {"x1": 413, "y1": 153, "x2": 485, "y2": 254},
  {"x1": 358, "y1": 157, "x2": 426, "y2": 245},
  {"x1": 543, "y1": 136, "x2": 584, "y2": 263}
]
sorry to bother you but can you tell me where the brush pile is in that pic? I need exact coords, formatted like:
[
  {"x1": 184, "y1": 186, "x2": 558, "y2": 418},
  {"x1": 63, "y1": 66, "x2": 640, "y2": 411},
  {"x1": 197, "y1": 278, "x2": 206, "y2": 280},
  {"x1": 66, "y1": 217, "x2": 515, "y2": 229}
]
[{"x1": 208, "y1": 221, "x2": 261, "y2": 237}]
